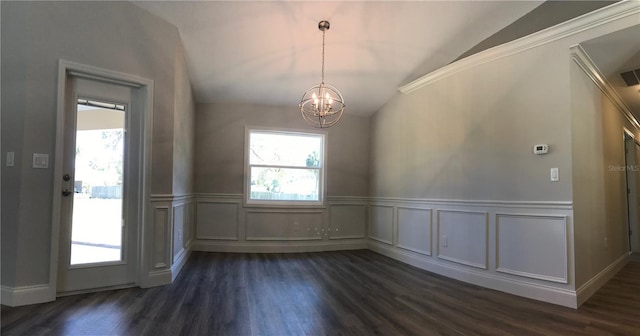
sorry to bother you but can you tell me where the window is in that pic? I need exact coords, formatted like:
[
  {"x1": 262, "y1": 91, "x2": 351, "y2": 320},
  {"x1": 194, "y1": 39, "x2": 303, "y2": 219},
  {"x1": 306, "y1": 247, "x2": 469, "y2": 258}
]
[{"x1": 246, "y1": 128, "x2": 325, "y2": 206}]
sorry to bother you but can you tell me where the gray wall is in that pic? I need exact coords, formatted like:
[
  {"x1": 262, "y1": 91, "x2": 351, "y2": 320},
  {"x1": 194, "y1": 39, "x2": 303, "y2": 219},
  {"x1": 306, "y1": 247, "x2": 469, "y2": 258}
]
[
  {"x1": 1, "y1": 1, "x2": 191, "y2": 287},
  {"x1": 371, "y1": 43, "x2": 573, "y2": 201},
  {"x1": 194, "y1": 102, "x2": 370, "y2": 197},
  {"x1": 173, "y1": 41, "x2": 196, "y2": 196},
  {"x1": 571, "y1": 60, "x2": 635, "y2": 288}
]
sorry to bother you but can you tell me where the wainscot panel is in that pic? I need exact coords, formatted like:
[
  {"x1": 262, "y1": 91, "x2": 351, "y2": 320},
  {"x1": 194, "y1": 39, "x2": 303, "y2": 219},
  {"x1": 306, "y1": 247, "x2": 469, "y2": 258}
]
[
  {"x1": 246, "y1": 210, "x2": 324, "y2": 241},
  {"x1": 496, "y1": 213, "x2": 568, "y2": 283},
  {"x1": 152, "y1": 205, "x2": 170, "y2": 269},
  {"x1": 173, "y1": 203, "x2": 185, "y2": 259},
  {"x1": 369, "y1": 205, "x2": 394, "y2": 245},
  {"x1": 329, "y1": 204, "x2": 367, "y2": 239},
  {"x1": 397, "y1": 207, "x2": 432, "y2": 256},
  {"x1": 437, "y1": 210, "x2": 488, "y2": 269},
  {"x1": 196, "y1": 201, "x2": 239, "y2": 240}
]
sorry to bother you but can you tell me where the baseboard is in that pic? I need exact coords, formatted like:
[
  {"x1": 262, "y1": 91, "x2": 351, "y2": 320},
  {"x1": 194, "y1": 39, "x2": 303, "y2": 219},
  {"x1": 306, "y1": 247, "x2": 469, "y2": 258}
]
[
  {"x1": 369, "y1": 242, "x2": 578, "y2": 308},
  {"x1": 171, "y1": 248, "x2": 192, "y2": 281},
  {"x1": 576, "y1": 252, "x2": 629, "y2": 307},
  {"x1": 192, "y1": 239, "x2": 368, "y2": 253},
  {"x1": 139, "y1": 269, "x2": 172, "y2": 288},
  {"x1": 1, "y1": 284, "x2": 52, "y2": 307}
]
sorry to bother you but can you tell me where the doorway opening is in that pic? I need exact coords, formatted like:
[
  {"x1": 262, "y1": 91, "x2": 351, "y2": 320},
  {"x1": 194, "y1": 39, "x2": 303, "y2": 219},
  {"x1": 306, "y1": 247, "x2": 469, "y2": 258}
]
[{"x1": 51, "y1": 60, "x2": 153, "y2": 300}]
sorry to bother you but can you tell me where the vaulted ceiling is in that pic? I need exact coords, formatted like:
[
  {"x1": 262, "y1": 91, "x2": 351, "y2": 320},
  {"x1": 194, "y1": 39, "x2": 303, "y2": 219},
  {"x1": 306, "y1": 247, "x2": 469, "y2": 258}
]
[{"x1": 132, "y1": 1, "x2": 544, "y2": 116}]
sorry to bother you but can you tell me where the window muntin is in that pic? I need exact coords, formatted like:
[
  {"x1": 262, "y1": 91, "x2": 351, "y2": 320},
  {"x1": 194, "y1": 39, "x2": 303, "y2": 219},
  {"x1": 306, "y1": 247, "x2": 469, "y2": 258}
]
[{"x1": 246, "y1": 129, "x2": 325, "y2": 205}]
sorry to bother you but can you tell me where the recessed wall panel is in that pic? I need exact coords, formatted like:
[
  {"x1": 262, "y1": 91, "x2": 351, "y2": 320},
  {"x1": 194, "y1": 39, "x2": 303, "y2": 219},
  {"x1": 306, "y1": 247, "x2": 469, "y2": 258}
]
[
  {"x1": 329, "y1": 205, "x2": 366, "y2": 239},
  {"x1": 496, "y1": 214, "x2": 568, "y2": 283},
  {"x1": 369, "y1": 205, "x2": 393, "y2": 245},
  {"x1": 246, "y1": 211, "x2": 323, "y2": 241},
  {"x1": 437, "y1": 210, "x2": 488, "y2": 269},
  {"x1": 397, "y1": 207, "x2": 432, "y2": 255},
  {"x1": 196, "y1": 202, "x2": 239, "y2": 240},
  {"x1": 173, "y1": 204, "x2": 185, "y2": 257}
]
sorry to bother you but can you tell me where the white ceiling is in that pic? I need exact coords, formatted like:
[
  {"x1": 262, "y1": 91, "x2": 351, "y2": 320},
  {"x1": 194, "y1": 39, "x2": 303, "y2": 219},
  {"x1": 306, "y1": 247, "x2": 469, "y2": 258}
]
[
  {"x1": 581, "y1": 25, "x2": 640, "y2": 118},
  {"x1": 133, "y1": 1, "x2": 543, "y2": 116}
]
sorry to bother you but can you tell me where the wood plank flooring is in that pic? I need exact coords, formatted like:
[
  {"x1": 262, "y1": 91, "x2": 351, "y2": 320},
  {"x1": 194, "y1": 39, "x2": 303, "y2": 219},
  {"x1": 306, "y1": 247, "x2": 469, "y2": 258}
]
[{"x1": 2, "y1": 250, "x2": 639, "y2": 335}]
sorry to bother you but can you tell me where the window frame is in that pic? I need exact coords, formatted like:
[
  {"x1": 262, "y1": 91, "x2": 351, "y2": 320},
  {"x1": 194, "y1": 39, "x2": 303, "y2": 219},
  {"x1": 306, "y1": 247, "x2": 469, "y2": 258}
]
[{"x1": 244, "y1": 126, "x2": 327, "y2": 208}]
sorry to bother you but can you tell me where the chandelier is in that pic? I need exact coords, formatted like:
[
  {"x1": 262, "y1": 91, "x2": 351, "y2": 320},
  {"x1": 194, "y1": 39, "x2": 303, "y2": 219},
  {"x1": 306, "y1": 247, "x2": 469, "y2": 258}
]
[{"x1": 300, "y1": 20, "x2": 346, "y2": 128}]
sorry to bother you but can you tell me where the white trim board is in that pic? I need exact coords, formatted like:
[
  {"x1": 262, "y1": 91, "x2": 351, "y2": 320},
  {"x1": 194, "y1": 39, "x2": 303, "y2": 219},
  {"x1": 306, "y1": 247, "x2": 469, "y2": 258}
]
[
  {"x1": 571, "y1": 44, "x2": 640, "y2": 128},
  {"x1": 399, "y1": 1, "x2": 640, "y2": 94},
  {"x1": 576, "y1": 253, "x2": 629, "y2": 307},
  {"x1": 1, "y1": 285, "x2": 52, "y2": 307},
  {"x1": 50, "y1": 59, "x2": 154, "y2": 304}
]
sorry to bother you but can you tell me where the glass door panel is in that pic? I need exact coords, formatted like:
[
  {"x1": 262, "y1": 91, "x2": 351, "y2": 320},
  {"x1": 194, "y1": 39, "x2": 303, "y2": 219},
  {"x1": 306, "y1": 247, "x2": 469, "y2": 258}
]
[{"x1": 70, "y1": 101, "x2": 125, "y2": 265}]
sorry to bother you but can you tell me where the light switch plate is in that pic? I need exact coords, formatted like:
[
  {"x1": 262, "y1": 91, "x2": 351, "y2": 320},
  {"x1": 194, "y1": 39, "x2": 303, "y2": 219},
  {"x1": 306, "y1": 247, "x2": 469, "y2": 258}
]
[
  {"x1": 6, "y1": 152, "x2": 14, "y2": 167},
  {"x1": 550, "y1": 168, "x2": 559, "y2": 182},
  {"x1": 33, "y1": 153, "x2": 49, "y2": 169}
]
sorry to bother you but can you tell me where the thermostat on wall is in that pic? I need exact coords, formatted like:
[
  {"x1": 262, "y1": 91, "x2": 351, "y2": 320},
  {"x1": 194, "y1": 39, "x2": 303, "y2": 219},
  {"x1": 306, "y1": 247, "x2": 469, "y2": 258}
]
[{"x1": 533, "y1": 144, "x2": 549, "y2": 155}]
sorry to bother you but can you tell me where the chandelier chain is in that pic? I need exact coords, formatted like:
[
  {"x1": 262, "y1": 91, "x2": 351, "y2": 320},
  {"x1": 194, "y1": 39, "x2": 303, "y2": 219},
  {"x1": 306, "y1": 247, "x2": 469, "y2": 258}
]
[{"x1": 321, "y1": 29, "x2": 325, "y2": 84}]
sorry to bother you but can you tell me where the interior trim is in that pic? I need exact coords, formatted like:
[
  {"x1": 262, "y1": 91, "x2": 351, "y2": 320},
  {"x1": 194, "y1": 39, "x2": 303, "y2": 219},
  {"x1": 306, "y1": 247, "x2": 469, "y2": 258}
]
[
  {"x1": 571, "y1": 44, "x2": 640, "y2": 128},
  {"x1": 399, "y1": 1, "x2": 640, "y2": 94}
]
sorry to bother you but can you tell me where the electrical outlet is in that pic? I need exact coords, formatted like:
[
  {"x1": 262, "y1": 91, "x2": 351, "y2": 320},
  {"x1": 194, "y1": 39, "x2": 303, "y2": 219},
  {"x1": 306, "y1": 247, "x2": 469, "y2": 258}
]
[{"x1": 441, "y1": 235, "x2": 448, "y2": 247}]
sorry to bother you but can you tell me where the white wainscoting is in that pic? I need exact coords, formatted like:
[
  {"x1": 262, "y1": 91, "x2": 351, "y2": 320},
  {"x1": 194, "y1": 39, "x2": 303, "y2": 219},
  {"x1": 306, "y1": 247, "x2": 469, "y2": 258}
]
[
  {"x1": 496, "y1": 213, "x2": 568, "y2": 283},
  {"x1": 149, "y1": 194, "x2": 195, "y2": 285},
  {"x1": 397, "y1": 207, "x2": 432, "y2": 256},
  {"x1": 437, "y1": 210, "x2": 488, "y2": 269},
  {"x1": 368, "y1": 197, "x2": 576, "y2": 308},
  {"x1": 192, "y1": 194, "x2": 368, "y2": 252}
]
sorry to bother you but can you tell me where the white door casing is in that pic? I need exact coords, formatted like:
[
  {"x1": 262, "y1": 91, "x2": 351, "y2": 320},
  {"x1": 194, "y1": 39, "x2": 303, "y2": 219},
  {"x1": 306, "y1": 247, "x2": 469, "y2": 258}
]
[{"x1": 50, "y1": 60, "x2": 154, "y2": 299}]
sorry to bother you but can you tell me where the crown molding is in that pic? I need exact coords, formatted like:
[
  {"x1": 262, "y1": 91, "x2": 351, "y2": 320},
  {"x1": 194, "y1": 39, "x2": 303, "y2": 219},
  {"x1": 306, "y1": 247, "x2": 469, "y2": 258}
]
[
  {"x1": 571, "y1": 44, "x2": 640, "y2": 129},
  {"x1": 399, "y1": 1, "x2": 640, "y2": 94}
]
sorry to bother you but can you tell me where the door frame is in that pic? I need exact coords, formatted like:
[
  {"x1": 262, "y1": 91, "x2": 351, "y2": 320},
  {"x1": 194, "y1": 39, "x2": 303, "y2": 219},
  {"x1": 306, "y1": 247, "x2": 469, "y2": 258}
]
[
  {"x1": 624, "y1": 128, "x2": 639, "y2": 253},
  {"x1": 49, "y1": 60, "x2": 154, "y2": 301}
]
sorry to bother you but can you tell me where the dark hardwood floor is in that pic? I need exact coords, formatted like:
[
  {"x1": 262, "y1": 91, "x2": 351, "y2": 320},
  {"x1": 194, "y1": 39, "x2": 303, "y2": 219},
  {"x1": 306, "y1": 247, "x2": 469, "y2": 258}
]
[{"x1": 2, "y1": 250, "x2": 639, "y2": 335}]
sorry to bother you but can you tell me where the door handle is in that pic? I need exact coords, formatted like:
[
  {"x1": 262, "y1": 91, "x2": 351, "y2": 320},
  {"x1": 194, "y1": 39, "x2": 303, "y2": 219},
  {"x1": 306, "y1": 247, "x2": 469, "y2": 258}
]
[
  {"x1": 62, "y1": 189, "x2": 72, "y2": 197},
  {"x1": 63, "y1": 174, "x2": 71, "y2": 181}
]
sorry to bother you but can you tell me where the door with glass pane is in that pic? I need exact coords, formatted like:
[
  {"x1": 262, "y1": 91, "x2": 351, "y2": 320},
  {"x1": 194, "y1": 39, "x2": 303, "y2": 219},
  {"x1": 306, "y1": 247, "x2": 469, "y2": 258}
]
[{"x1": 57, "y1": 77, "x2": 137, "y2": 293}]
